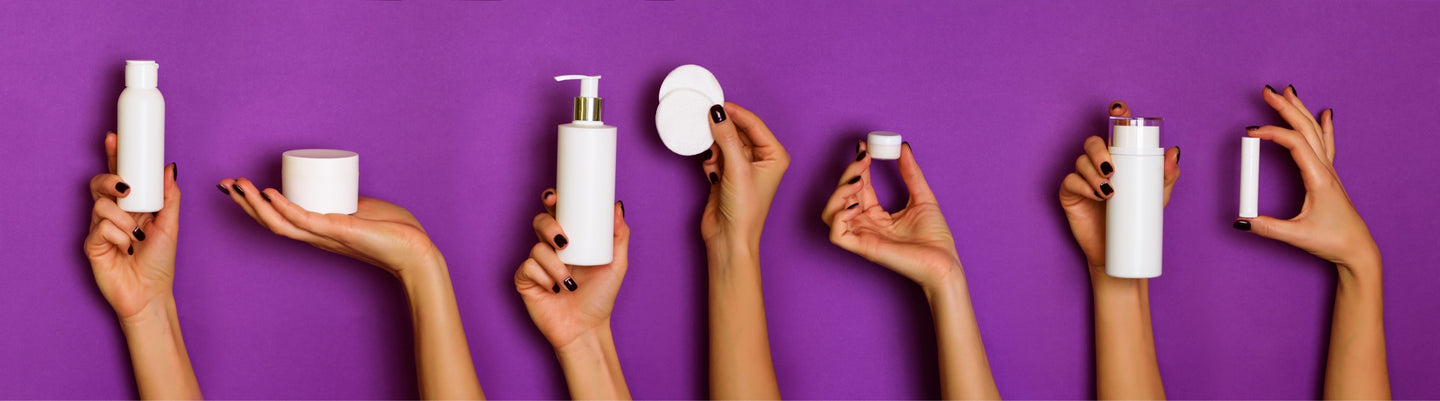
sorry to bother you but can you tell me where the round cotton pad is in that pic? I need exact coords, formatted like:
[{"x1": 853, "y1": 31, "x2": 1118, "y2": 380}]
[
  {"x1": 658, "y1": 64, "x2": 724, "y2": 105},
  {"x1": 656, "y1": 88, "x2": 716, "y2": 156}
]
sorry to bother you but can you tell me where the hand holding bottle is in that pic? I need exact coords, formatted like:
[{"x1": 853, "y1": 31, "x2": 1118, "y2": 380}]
[{"x1": 699, "y1": 102, "x2": 791, "y2": 252}]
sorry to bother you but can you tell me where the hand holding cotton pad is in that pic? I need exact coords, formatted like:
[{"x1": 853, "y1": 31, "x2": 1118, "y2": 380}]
[{"x1": 656, "y1": 65, "x2": 724, "y2": 156}]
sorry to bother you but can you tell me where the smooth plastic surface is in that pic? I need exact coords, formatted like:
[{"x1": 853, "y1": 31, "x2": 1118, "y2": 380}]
[
  {"x1": 1240, "y1": 137, "x2": 1260, "y2": 218},
  {"x1": 1106, "y1": 118, "x2": 1164, "y2": 278},
  {"x1": 554, "y1": 75, "x2": 600, "y2": 98},
  {"x1": 557, "y1": 122, "x2": 617, "y2": 266},
  {"x1": 656, "y1": 89, "x2": 716, "y2": 156},
  {"x1": 116, "y1": 60, "x2": 165, "y2": 213},
  {"x1": 282, "y1": 149, "x2": 359, "y2": 215},
  {"x1": 867, "y1": 131, "x2": 902, "y2": 160}
]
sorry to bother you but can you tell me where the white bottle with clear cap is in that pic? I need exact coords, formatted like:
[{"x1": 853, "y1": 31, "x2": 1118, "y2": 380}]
[
  {"x1": 1105, "y1": 117, "x2": 1164, "y2": 278},
  {"x1": 555, "y1": 75, "x2": 616, "y2": 266},
  {"x1": 117, "y1": 60, "x2": 165, "y2": 212}
]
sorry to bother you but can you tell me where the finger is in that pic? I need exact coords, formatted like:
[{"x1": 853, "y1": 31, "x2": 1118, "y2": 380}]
[
  {"x1": 701, "y1": 143, "x2": 721, "y2": 186},
  {"x1": 150, "y1": 163, "x2": 181, "y2": 236},
  {"x1": 264, "y1": 189, "x2": 350, "y2": 247},
  {"x1": 1236, "y1": 216, "x2": 1305, "y2": 247},
  {"x1": 725, "y1": 102, "x2": 788, "y2": 164},
  {"x1": 530, "y1": 242, "x2": 575, "y2": 292},
  {"x1": 540, "y1": 188, "x2": 557, "y2": 216},
  {"x1": 92, "y1": 198, "x2": 141, "y2": 240},
  {"x1": 1061, "y1": 172, "x2": 1104, "y2": 202},
  {"x1": 896, "y1": 142, "x2": 938, "y2": 205},
  {"x1": 1083, "y1": 136, "x2": 1114, "y2": 178},
  {"x1": 1247, "y1": 126, "x2": 1332, "y2": 188},
  {"x1": 853, "y1": 141, "x2": 880, "y2": 210},
  {"x1": 708, "y1": 103, "x2": 750, "y2": 178},
  {"x1": 1109, "y1": 100, "x2": 1131, "y2": 117},
  {"x1": 1162, "y1": 147, "x2": 1181, "y2": 205},
  {"x1": 1282, "y1": 85, "x2": 1321, "y2": 135},
  {"x1": 1075, "y1": 154, "x2": 1112, "y2": 199},
  {"x1": 822, "y1": 171, "x2": 866, "y2": 225},
  {"x1": 105, "y1": 132, "x2": 118, "y2": 174},
  {"x1": 827, "y1": 199, "x2": 866, "y2": 251},
  {"x1": 90, "y1": 173, "x2": 130, "y2": 201},
  {"x1": 1321, "y1": 109, "x2": 1335, "y2": 163},
  {"x1": 516, "y1": 258, "x2": 560, "y2": 294},
  {"x1": 1262, "y1": 85, "x2": 1324, "y2": 158},
  {"x1": 532, "y1": 212, "x2": 569, "y2": 251},
  {"x1": 611, "y1": 202, "x2": 630, "y2": 273},
  {"x1": 86, "y1": 218, "x2": 134, "y2": 258},
  {"x1": 220, "y1": 178, "x2": 265, "y2": 228}
]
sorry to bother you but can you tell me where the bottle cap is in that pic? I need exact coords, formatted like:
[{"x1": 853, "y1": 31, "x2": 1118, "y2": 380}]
[
  {"x1": 555, "y1": 75, "x2": 602, "y2": 122},
  {"x1": 125, "y1": 60, "x2": 158, "y2": 89},
  {"x1": 1109, "y1": 117, "x2": 1164, "y2": 155},
  {"x1": 282, "y1": 149, "x2": 359, "y2": 214},
  {"x1": 656, "y1": 65, "x2": 724, "y2": 156},
  {"x1": 867, "y1": 131, "x2": 902, "y2": 160}
]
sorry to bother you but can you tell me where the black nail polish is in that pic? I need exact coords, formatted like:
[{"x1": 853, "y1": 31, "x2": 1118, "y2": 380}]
[
  {"x1": 1100, "y1": 162, "x2": 1113, "y2": 176},
  {"x1": 1100, "y1": 182, "x2": 1114, "y2": 196},
  {"x1": 1287, "y1": 84, "x2": 1297, "y2": 97},
  {"x1": 1233, "y1": 220, "x2": 1251, "y2": 231},
  {"x1": 1093, "y1": 190, "x2": 1102, "y2": 198},
  {"x1": 855, "y1": 150, "x2": 867, "y2": 161},
  {"x1": 1245, "y1": 126, "x2": 1260, "y2": 131},
  {"x1": 855, "y1": 141, "x2": 862, "y2": 154},
  {"x1": 261, "y1": 192, "x2": 272, "y2": 203},
  {"x1": 709, "y1": 104, "x2": 727, "y2": 124},
  {"x1": 552, "y1": 284, "x2": 561, "y2": 293},
  {"x1": 115, "y1": 182, "x2": 130, "y2": 194},
  {"x1": 543, "y1": 190, "x2": 553, "y2": 200},
  {"x1": 1265, "y1": 85, "x2": 1276, "y2": 94},
  {"x1": 1111, "y1": 103, "x2": 1122, "y2": 110},
  {"x1": 233, "y1": 184, "x2": 246, "y2": 197},
  {"x1": 126, "y1": 245, "x2": 134, "y2": 255},
  {"x1": 171, "y1": 163, "x2": 178, "y2": 181},
  {"x1": 554, "y1": 234, "x2": 568, "y2": 248},
  {"x1": 846, "y1": 202, "x2": 859, "y2": 210},
  {"x1": 618, "y1": 200, "x2": 625, "y2": 217},
  {"x1": 698, "y1": 149, "x2": 713, "y2": 161},
  {"x1": 1176, "y1": 146, "x2": 1182, "y2": 164},
  {"x1": 709, "y1": 172, "x2": 719, "y2": 185},
  {"x1": 846, "y1": 176, "x2": 861, "y2": 185},
  {"x1": 563, "y1": 277, "x2": 578, "y2": 291},
  {"x1": 132, "y1": 227, "x2": 146, "y2": 241},
  {"x1": 1327, "y1": 108, "x2": 1334, "y2": 121},
  {"x1": 902, "y1": 141, "x2": 911, "y2": 154},
  {"x1": 217, "y1": 184, "x2": 230, "y2": 195}
]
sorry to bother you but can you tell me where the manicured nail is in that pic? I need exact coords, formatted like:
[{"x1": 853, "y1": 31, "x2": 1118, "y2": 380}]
[
  {"x1": 1245, "y1": 126, "x2": 1260, "y2": 131},
  {"x1": 846, "y1": 202, "x2": 859, "y2": 210},
  {"x1": 1287, "y1": 84, "x2": 1297, "y2": 97},
  {"x1": 1265, "y1": 85, "x2": 1277, "y2": 94},
  {"x1": 1100, "y1": 162, "x2": 1113, "y2": 176},
  {"x1": 846, "y1": 176, "x2": 861, "y2": 185},
  {"x1": 553, "y1": 234, "x2": 568, "y2": 248},
  {"x1": 903, "y1": 141, "x2": 911, "y2": 154},
  {"x1": 1233, "y1": 220, "x2": 1251, "y2": 231},
  {"x1": 1093, "y1": 190, "x2": 1102, "y2": 199},
  {"x1": 1100, "y1": 182, "x2": 1114, "y2": 196},
  {"x1": 543, "y1": 190, "x2": 554, "y2": 200},
  {"x1": 170, "y1": 163, "x2": 178, "y2": 181},
  {"x1": 551, "y1": 284, "x2": 561, "y2": 293},
  {"x1": 233, "y1": 184, "x2": 246, "y2": 197},
  {"x1": 708, "y1": 172, "x2": 719, "y2": 185},
  {"x1": 216, "y1": 184, "x2": 230, "y2": 195},
  {"x1": 115, "y1": 182, "x2": 130, "y2": 194},
  {"x1": 856, "y1": 141, "x2": 863, "y2": 154},
  {"x1": 127, "y1": 245, "x2": 134, "y2": 255},
  {"x1": 563, "y1": 277, "x2": 578, "y2": 292},
  {"x1": 261, "y1": 192, "x2": 272, "y2": 203},
  {"x1": 699, "y1": 149, "x2": 713, "y2": 161},
  {"x1": 1327, "y1": 108, "x2": 1334, "y2": 121},
  {"x1": 709, "y1": 104, "x2": 727, "y2": 124},
  {"x1": 855, "y1": 150, "x2": 867, "y2": 161},
  {"x1": 1176, "y1": 146, "x2": 1182, "y2": 164},
  {"x1": 1111, "y1": 103, "x2": 1122, "y2": 111},
  {"x1": 132, "y1": 227, "x2": 146, "y2": 241},
  {"x1": 618, "y1": 200, "x2": 625, "y2": 217}
]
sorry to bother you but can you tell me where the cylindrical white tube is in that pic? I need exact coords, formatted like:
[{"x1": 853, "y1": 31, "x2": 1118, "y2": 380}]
[
  {"x1": 557, "y1": 121, "x2": 617, "y2": 266},
  {"x1": 867, "y1": 131, "x2": 902, "y2": 160},
  {"x1": 1239, "y1": 137, "x2": 1260, "y2": 218},
  {"x1": 117, "y1": 60, "x2": 165, "y2": 212},
  {"x1": 1105, "y1": 117, "x2": 1164, "y2": 279},
  {"x1": 282, "y1": 149, "x2": 359, "y2": 214}
]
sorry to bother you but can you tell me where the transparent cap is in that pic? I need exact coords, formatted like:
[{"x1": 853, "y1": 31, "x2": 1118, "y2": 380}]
[{"x1": 1109, "y1": 117, "x2": 1163, "y2": 150}]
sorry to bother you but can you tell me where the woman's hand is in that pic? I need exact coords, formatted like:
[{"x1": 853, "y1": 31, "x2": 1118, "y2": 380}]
[
  {"x1": 700, "y1": 102, "x2": 790, "y2": 251},
  {"x1": 1058, "y1": 101, "x2": 1181, "y2": 275},
  {"x1": 821, "y1": 141, "x2": 960, "y2": 290},
  {"x1": 217, "y1": 178, "x2": 440, "y2": 277},
  {"x1": 515, "y1": 189, "x2": 629, "y2": 350},
  {"x1": 85, "y1": 132, "x2": 181, "y2": 321},
  {"x1": 1235, "y1": 85, "x2": 1378, "y2": 272}
]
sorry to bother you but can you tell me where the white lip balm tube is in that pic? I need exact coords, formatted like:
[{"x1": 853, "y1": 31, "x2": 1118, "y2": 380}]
[
  {"x1": 282, "y1": 149, "x2": 359, "y2": 214},
  {"x1": 1239, "y1": 137, "x2": 1260, "y2": 218},
  {"x1": 1105, "y1": 117, "x2": 1165, "y2": 279},
  {"x1": 117, "y1": 60, "x2": 165, "y2": 212},
  {"x1": 867, "y1": 131, "x2": 902, "y2": 160}
]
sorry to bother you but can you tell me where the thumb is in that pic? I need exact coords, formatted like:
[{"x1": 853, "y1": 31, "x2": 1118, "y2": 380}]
[{"x1": 1239, "y1": 216, "x2": 1303, "y2": 245}]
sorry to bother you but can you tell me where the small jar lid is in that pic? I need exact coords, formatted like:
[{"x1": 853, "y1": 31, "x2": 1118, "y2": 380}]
[
  {"x1": 867, "y1": 131, "x2": 902, "y2": 160},
  {"x1": 282, "y1": 149, "x2": 359, "y2": 214}
]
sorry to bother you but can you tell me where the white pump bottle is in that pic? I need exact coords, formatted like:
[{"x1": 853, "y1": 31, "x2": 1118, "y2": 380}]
[
  {"x1": 1105, "y1": 117, "x2": 1164, "y2": 278},
  {"x1": 117, "y1": 60, "x2": 165, "y2": 212},
  {"x1": 555, "y1": 75, "x2": 616, "y2": 266}
]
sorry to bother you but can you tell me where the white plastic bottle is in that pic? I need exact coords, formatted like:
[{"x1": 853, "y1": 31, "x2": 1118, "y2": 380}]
[
  {"x1": 117, "y1": 60, "x2": 165, "y2": 212},
  {"x1": 554, "y1": 75, "x2": 616, "y2": 266},
  {"x1": 1105, "y1": 117, "x2": 1164, "y2": 278}
]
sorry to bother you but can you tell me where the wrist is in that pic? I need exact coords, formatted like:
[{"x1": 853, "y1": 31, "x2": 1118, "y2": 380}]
[
  {"x1": 918, "y1": 259, "x2": 965, "y2": 297},
  {"x1": 118, "y1": 294, "x2": 178, "y2": 330},
  {"x1": 396, "y1": 249, "x2": 449, "y2": 287},
  {"x1": 554, "y1": 323, "x2": 611, "y2": 361}
]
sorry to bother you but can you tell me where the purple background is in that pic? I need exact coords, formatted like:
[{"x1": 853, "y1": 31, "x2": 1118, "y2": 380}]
[{"x1": 2, "y1": 1, "x2": 1438, "y2": 399}]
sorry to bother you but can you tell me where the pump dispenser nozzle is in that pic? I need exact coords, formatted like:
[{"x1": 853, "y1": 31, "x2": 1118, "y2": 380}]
[{"x1": 556, "y1": 75, "x2": 602, "y2": 122}]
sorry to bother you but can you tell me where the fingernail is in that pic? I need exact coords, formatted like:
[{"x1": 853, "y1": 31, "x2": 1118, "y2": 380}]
[
  {"x1": 1233, "y1": 220, "x2": 1251, "y2": 231},
  {"x1": 261, "y1": 192, "x2": 272, "y2": 203},
  {"x1": 709, "y1": 172, "x2": 719, "y2": 185},
  {"x1": 563, "y1": 277, "x2": 578, "y2": 292},
  {"x1": 132, "y1": 227, "x2": 146, "y2": 241},
  {"x1": 618, "y1": 200, "x2": 625, "y2": 217},
  {"x1": 115, "y1": 182, "x2": 130, "y2": 194},
  {"x1": 902, "y1": 141, "x2": 911, "y2": 154},
  {"x1": 1245, "y1": 126, "x2": 1260, "y2": 131},
  {"x1": 709, "y1": 104, "x2": 727, "y2": 124},
  {"x1": 1111, "y1": 103, "x2": 1122, "y2": 111},
  {"x1": 1100, "y1": 182, "x2": 1113, "y2": 196},
  {"x1": 1327, "y1": 108, "x2": 1334, "y2": 121},
  {"x1": 855, "y1": 150, "x2": 867, "y2": 161},
  {"x1": 698, "y1": 149, "x2": 713, "y2": 161},
  {"x1": 856, "y1": 141, "x2": 862, "y2": 154},
  {"x1": 1100, "y1": 162, "x2": 1113, "y2": 176},
  {"x1": 1093, "y1": 190, "x2": 1102, "y2": 198},
  {"x1": 233, "y1": 184, "x2": 246, "y2": 197},
  {"x1": 1176, "y1": 146, "x2": 1182, "y2": 164},
  {"x1": 127, "y1": 245, "x2": 134, "y2": 255},
  {"x1": 553, "y1": 234, "x2": 568, "y2": 249},
  {"x1": 1265, "y1": 85, "x2": 1277, "y2": 94},
  {"x1": 846, "y1": 203, "x2": 859, "y2": 210},
  {"x1": 216, "y1": 184, "x2": 230, "y2": 195},
  {"x1": 171, "y1": 163, "x2": 178, "y2": 181},
  {"x1": 551, "y1": 284, "x2": 561, "y2": 294},
  {"x1": 1287, "y1": 84, "x2": 1297, "y2": 97},
  {"x1": 543, "y1": 190, "x2": 553, "y2": 200},
  {"x1": 846, "y1": 176, "x2": 861, "y2": 185}
]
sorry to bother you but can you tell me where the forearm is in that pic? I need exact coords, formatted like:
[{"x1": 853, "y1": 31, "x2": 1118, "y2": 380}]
[
  {"x1": 401, "y1": 258, "x2": 484, "y2": 400},
  {"x1": 120, "y1": 296, "x2": 202, "y2": 400},
  {"x1": 1324, "y1": 261, "x2": 1390, "y2": 400},
  {"x1": 1089, "y1": 272, "x2": 1164, "y2": 400},
  {"x1": 924, "y1": 268, "x2": 1000, "y2": 400},
  {"x1": 706, "y1": 243, "x2": 781, "y2": 400},
  {"x1": 555, "y1": 324, "x2": 631, "y2": 400}
]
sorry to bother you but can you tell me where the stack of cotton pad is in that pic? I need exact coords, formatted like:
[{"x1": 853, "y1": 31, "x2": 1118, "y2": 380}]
[{"x1": 656, "y1": 65, "x2": 724, "y2": 156}]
